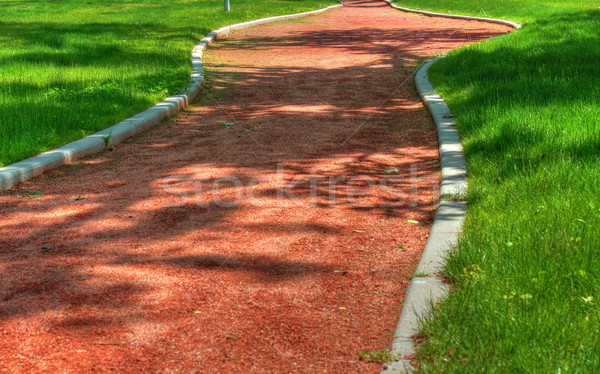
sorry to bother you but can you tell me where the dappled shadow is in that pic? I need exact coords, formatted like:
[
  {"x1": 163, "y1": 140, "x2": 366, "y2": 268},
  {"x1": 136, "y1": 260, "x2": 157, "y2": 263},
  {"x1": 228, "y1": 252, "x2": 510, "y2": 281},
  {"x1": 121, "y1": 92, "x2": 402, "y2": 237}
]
[
  {"x1": 110, "y1": 254, "x2": 329, "y2": 282},
  {"x1": 0, "y1": 1, "x2": 512, "y2": 370},
  {"x1": 0, "y1": 21, "x2": 208, "y2": 65},
  {"x1": 218, "y1": 27, "x2": 506, "y2": 57}
]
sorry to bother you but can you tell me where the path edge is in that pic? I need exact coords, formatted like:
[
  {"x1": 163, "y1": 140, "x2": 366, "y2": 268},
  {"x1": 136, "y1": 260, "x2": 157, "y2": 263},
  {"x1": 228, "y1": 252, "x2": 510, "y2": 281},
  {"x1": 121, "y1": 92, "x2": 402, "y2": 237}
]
[
  {"x1": 0, "y1": 3, "x2": 343, "y2": 191},
  {"x1": 380, "y1": 56, "x2": 466, "y2": 374},
  {"x1": 382, "y1": 0, "x2": 521, "y2": 29},
  {"x1": 380, "y1": 5, "x2": 521, "y2": 373}
]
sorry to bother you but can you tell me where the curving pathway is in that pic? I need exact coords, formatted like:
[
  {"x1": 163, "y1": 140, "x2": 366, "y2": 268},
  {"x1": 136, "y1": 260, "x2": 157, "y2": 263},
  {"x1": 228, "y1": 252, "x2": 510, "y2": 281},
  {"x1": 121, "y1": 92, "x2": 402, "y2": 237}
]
[{"x1": 0, "y1": 1, "x2": 510, "y2": 372}]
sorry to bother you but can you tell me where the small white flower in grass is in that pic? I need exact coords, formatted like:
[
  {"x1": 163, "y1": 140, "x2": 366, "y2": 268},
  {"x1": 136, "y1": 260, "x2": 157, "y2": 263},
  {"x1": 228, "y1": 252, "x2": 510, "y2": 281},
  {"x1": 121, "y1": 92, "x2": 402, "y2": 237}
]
[{"x1": 582, "y1": 296, "x2": 594, "y2": 304}]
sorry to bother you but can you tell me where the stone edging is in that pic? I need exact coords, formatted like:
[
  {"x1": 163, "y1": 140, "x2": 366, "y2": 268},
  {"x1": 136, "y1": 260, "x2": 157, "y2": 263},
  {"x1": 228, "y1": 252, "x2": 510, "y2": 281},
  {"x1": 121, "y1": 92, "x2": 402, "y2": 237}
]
[
  {"x1": 380, "y1": 57, "x2": 467, "y2": 374},
  {"x1": 382, "y1": 0, "x2": 521, "y2": 29},
  {"x1": 380, "y1": 3, "x2": 521, "y2": 373},
  {"x1": 0, "y1": 3, "x2": 343, "y2": 191}
]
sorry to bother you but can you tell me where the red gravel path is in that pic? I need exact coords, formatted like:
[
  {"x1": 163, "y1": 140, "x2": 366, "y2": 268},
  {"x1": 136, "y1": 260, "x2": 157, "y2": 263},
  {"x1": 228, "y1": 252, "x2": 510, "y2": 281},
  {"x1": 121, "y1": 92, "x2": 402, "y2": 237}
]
[{"x1": 0, "y1": 2, "x2": 510, "y2": 372}]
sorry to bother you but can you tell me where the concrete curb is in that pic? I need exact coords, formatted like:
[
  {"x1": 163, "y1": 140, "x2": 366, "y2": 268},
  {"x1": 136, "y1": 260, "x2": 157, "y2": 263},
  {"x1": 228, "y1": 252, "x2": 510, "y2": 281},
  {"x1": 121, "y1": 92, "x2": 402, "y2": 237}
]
[
  {"x1": 417, "y1": 57, "x2": 468, "y2": 199},
  {"x1": 0, "y1": 3, "x2": 343, "y2": 191},
  {"x1": 381, "y1": 58, "x2": 467, "y2": 374},
  {"x1": 380, "y1": 4, "x2": 520, "y2": 372},
  {"x1": 382, "y1": 0, "x2": 521, "y2": 29}
]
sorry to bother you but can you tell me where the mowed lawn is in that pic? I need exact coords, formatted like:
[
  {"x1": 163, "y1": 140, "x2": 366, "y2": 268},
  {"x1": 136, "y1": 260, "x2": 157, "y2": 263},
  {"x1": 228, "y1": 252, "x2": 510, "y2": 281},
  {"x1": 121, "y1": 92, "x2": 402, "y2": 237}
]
[
  {"x1": 0, "y1": 0, "x2": 334, "y2": 167},
  {"x1": 395, "y1": 0, "x2": 600, "y2": 372}
]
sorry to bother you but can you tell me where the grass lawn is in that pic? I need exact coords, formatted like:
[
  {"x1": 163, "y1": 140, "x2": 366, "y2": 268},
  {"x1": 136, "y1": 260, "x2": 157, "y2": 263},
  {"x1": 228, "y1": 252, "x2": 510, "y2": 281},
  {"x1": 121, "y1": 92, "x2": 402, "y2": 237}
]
[
  {"x1": 394, "y1": 0, "x2": 600, "y2": 372},
  {"x1": 0, "y1": 0, "x2": 335, "y2": 167}
]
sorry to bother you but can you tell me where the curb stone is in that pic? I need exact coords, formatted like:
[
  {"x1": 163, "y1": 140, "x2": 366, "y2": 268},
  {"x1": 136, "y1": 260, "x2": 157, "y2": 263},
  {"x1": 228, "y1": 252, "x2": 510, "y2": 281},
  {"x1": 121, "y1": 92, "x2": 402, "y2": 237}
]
[
  {"x1": 380, "y1": 4, "x2": 521, "y2": 373},
  {"x1": 0, "y1": 3, "x2": 343, "y2": 191},
  {"x1": 380, "y1": 57, "x2": 469, "y2": 374},
  {"x1": 382, "y1": 0, "x2": 521, "y2": 29}
]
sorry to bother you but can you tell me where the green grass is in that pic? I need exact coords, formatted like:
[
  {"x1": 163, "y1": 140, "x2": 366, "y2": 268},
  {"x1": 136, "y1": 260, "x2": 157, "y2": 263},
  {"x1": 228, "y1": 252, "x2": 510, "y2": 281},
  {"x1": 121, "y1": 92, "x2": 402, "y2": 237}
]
[
  {"x1": 0, "y1": 0, "x2": 334, "y2": 167},
  {"x1": 398, "y1": 0, "x2": 595, "y2": 24},
  {"x1": 392, "y1": 0, "x2": 600, "y2": 372}
]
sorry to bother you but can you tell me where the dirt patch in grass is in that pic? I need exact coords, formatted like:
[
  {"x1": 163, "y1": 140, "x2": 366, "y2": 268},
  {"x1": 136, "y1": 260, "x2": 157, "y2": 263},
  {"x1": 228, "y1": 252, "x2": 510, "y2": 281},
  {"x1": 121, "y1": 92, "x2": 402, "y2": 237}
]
[{"x1": 0, "y1": 1, "x2": 510, "y2": 372}]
